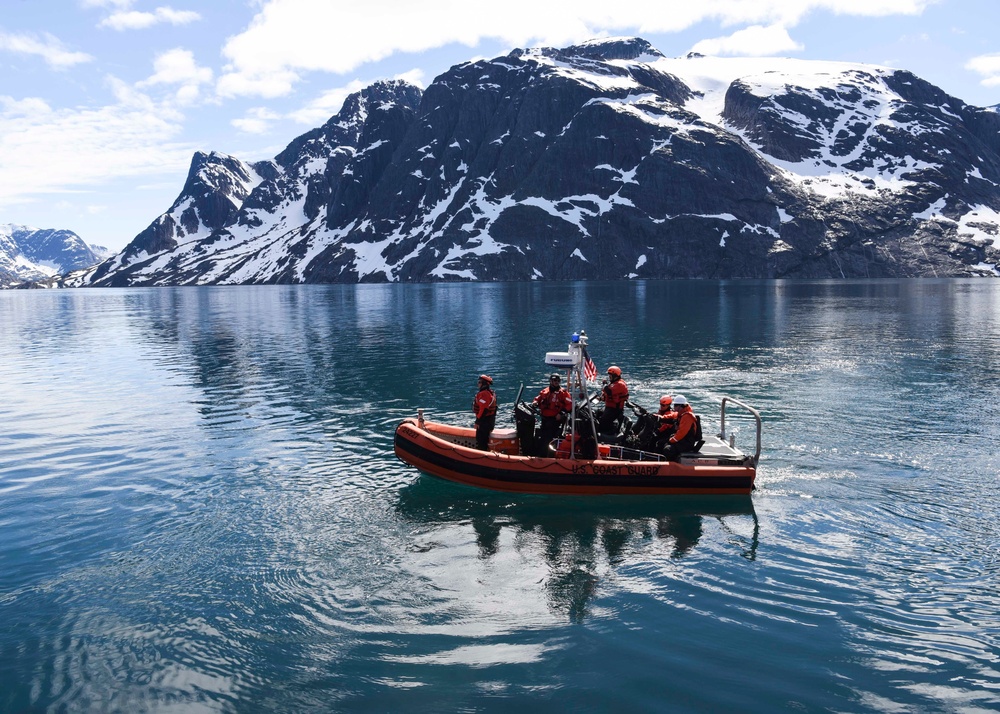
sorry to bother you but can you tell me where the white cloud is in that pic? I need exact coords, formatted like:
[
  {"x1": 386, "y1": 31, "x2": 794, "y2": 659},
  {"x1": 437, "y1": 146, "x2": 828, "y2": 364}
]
[
  {"x1": 0, "y1": 32, "x2": 92, "y2": 69},
  {"x1": 966, "y1": 53, "x2": 1000, "y2": 88},
  {"x1": 214, "y1": 0, "x2": 934, "y2": 97},
  {"x1": 232, "y1": 107, "x2": 282, "y2": 134},
  {"x1": 1, "y1": 97, "x2": 53, "y2": 116},
  {"x1": 0, "y1": 83, "x2": 194, "y2": 211},
  {"x1": 216, "y1": 68, "x2": 301, "y2": 99},
  {"x1": 140, "y1": 48, "x2": 212, "y2": 86},
  {"x1": 138, "y1": 48, "x2": 213, "y2": 105},
  {"x1": 82, "y1": 0, "x2": 134, "y2": 7},
  {"x1": 690, "y1": 24, "x2": 804, "y2": 57},
  {"x1": 99, "y1": 7, "x2": 201, "y2": 31}
]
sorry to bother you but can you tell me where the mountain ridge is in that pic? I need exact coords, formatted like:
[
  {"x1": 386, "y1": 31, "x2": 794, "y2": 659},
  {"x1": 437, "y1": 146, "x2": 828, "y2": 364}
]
[
  {"x1": 1, "y1": 224, "x2": 109, "y2": 288},
  {"x1": 48, "y1": 37, "x2": 1000, "y2": 285}
]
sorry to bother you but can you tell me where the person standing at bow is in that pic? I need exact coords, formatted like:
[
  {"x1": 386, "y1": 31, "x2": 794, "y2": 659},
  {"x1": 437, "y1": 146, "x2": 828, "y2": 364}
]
[
  {"x1": 598, "y1": 365, "x2": 629, "y2": 435},
  {"x1": 533, "y1": 373, "x2": 573, "y2": 455},
  {"x1": 473, "y1": 374, "x2": 497, "y2": 451}
]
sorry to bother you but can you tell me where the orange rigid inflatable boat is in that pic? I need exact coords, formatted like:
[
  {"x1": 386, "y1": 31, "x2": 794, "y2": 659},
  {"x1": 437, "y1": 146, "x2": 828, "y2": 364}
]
[{"x1": 394, "y1": 332, "x2": 761, "y2": 496}]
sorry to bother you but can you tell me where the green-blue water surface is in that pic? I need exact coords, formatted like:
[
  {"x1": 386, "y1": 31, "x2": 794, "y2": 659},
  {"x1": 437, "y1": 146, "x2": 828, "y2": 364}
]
[{"x1": 1, "y1": 279, "x2": 998, "y2": 712}]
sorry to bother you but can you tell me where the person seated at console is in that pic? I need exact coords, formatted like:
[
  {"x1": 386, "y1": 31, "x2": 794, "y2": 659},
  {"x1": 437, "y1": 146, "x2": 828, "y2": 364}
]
[
  {"x1": 533, "y1": 373, "x2": 573, "y2": 455},
  {"x1": 661, "y1": 395, "x2": 701, "y2": 461},
  {"x1": 653, "y1": 395, "x2": 678, "y2": 454}
]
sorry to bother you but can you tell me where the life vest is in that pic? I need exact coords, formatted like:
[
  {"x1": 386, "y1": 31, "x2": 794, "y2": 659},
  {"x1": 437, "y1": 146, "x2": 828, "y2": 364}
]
[
  {"x1": 657, "y1": 410, "x2": 677, "y2": 434},
  {"x1": 669, "y1": 407, "x2": 701, "y2": 448},
  {"x1": 554, "y1": 433, "x2": 598, "y2": 459},
  {"x1": 473, "y1": 387, "x2": 497, "y2": 419},
  {"x1": 601, "y1": 379, "x2": 629, "y2": 410},
  {"x1": 534, "y1": 387, "x2": 572, "y2": 418}
]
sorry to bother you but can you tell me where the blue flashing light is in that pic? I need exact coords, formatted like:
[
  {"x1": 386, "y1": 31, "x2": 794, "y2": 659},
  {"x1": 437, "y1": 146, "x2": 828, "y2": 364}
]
[{"x1": 571, "y1": 333, "x2": 580, "y2": 343}]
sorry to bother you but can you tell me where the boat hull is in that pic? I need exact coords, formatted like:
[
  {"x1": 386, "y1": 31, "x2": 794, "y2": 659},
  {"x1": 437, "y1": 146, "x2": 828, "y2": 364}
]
[{"x1": 394, "y1": 418, "x2": 756, "y2": 495}]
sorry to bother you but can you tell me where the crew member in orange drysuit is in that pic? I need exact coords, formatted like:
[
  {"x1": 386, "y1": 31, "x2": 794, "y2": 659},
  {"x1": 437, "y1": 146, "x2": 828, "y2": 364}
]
[
  {"x1": 473, "y1": 374, "x2": 497, "y2": 451},
  {"x1": 533, "y1": 373, "x2": 573, "y2": 455},
  {"x1": 597, "y1": 365, "x2": 629, "y2": 435},
  {"x1": 662, "y1": 394, "x2": 700, "y2": 461},
  {"x1": 653, "y1": 394, "x2": 677, "y2": 453}
]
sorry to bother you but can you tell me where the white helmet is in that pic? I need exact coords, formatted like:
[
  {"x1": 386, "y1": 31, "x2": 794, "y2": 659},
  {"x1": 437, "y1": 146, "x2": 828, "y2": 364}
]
[{"x1": 672, "y1": 395, "x2": 688, "y2": 406}]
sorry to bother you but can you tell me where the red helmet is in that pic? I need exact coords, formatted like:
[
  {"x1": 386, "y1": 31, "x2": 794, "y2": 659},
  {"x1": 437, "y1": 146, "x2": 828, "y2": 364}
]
[
  {"x1": 659, "y1": 395, "x2": 673, "y2": 408},
  {"x1": 478, "y1": 374, "x2": 493, "y2": 384},
  {"x1": 607, "y1": 365, "x2": 622, "y2": 377}
]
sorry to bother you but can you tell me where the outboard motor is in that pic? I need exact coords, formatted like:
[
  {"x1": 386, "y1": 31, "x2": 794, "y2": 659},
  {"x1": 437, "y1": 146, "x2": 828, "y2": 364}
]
[
  {"x1": 595, "y1": 407, "x2": 630, "y2": 444},
  {"x1": 514, "y1": 401, "x2": 536, "y2": 456},
  {"x1": 628, "y1": 409, "x2": 660, "y2": 451},
  {"x1": 571, "y1": 416, "x2": 599, "y2": 459}
]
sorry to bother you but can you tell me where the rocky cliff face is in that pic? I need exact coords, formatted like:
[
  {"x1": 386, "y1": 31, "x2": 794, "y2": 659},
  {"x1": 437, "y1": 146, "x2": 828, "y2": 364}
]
[
  {"x1": 1, "y1": 225, "x2": 109, "y2": 287},
  {"x1": 66, "y1": 38, "x2": 1000, "y2": 286}
]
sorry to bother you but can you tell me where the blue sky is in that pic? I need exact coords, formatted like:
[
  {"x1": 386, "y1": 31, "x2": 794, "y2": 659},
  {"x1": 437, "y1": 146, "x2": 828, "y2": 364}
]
[{"x1": 2, "y1": 0, "x2": 999, "y2": 251}]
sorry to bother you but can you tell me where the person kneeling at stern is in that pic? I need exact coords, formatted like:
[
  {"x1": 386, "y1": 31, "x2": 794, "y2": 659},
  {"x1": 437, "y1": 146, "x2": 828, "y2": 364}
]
[{"x1": 661, "y1": 395, "x2": 701, "y2": 461}]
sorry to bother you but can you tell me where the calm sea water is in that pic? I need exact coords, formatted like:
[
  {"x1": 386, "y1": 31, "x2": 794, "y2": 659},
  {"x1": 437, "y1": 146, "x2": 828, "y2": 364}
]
[{"x1": 1, "y1": 280, "x2": 999, "y2": 713}]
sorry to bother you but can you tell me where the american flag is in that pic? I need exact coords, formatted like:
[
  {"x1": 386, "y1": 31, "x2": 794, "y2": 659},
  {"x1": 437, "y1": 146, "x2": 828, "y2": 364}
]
[{"x1": 581, "y1": 347, "x2": 597, "y2": 382}]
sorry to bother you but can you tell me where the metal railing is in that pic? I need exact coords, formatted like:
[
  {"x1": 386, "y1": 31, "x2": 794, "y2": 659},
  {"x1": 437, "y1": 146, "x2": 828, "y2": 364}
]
[{"x1": 719, "y1": 397, "x2": 762, "y2": 467}]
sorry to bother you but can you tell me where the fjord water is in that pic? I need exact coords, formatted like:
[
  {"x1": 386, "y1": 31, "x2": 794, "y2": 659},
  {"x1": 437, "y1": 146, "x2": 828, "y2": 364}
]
[{"x1": 1, "y1": 280, "x2": 998, "y2": 713}]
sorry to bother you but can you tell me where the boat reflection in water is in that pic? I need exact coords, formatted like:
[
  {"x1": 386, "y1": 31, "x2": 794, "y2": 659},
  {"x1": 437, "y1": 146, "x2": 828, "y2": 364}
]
[{"x1": 394, "y1": 475, "x2": 759, "y2": 622}]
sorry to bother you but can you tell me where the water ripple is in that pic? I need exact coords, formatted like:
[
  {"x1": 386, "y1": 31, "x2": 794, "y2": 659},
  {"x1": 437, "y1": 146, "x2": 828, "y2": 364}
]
[{"x1": 2, "y1": 283, "x2": 1000, "y2": 712}]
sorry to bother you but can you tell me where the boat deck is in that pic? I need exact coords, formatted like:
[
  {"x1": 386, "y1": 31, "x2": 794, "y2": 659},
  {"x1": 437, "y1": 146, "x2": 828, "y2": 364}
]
[
  {"x1": 689, "y1": 435, "x2": 746, "y2": 460},
  {"x1": 422, "y1": 421, "x2": 751, "y2": 465},
  {"x1": 594, "y1": 434, "x2": 748, "y2": 465}
]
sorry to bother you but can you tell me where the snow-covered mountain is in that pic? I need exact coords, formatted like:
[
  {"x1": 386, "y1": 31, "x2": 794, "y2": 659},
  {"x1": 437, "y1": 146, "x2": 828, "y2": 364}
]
[
  {"x1": 68, "y1": 37, "x2": 1000, "y2": 285},
  {"x1": 1, "y1": 225, "x2": 110, "y2": 288}
]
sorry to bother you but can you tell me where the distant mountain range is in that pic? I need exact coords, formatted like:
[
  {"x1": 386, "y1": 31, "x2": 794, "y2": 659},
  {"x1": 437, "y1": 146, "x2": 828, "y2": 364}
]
[
  {"x1": 1, "y1": 225, "x2": 109, "y2": 288},
  {"x1": 37, "y1": 38, "x2": 1000, "y2": 284}
]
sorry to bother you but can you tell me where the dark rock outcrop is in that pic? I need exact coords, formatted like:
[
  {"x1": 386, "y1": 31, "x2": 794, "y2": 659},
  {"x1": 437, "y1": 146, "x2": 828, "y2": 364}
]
[{"x1": 64, "y1": 40, "x2": 1000, "y2": 286}]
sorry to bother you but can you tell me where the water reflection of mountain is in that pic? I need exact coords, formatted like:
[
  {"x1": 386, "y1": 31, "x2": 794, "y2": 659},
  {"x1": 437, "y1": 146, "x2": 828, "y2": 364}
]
[
  {"x1": 123, "y1": 283, "x2": 1000, "y2": 459},
  {"x1": 396, "y1": 475, "x2": 759, "y2": 621}
]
